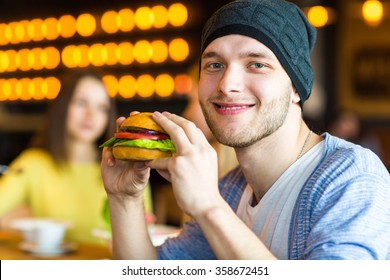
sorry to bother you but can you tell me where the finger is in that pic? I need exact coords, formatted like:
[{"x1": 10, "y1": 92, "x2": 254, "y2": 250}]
[
  {"x1": 146, "y1": 156, "x2": 170, "y2": 171},
  {"x1": 163, "y1": 112, "x2": 207, "y2": 145},
  {"x1": 155, "y1": 169, "x2": 171, "y2": 182},
  {"x1": 133, "y1": 160, "x2": 150, "y2": 172},
  {"x1": 132, "y1": 161, "x2": 151, "y2": 185},
  {"x1": 152, "y1": 112, "x2": 204, "y2": 154},
  {"x1": 116, "y1": 116, "x2": 126, "y2": 131},
  {"x1": 146, "y1": 158, "x2": 172, "y2": 182},
  {"x1": 154, "y1": 112, "x2": 192, "y2": 154},
  {"x1": 116, "y1": 111, "x2": 141, "y2": 131},
  {"x1": 129, "y1": 111, "x2": 140, "y2": 116},
  {"x1": 102, "y1": 147, "x2": 115, "y2": 167}
]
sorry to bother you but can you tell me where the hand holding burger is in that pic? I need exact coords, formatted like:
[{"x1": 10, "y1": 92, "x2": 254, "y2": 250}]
[{"x1": 100, "y1": 112, "x2": 175, "y2": 160}]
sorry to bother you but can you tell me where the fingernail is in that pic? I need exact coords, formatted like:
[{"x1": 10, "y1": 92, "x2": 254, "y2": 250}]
[
  {"x1": 107, "y1": 158, "x2": 115, "y2": 166},
  {"x1": 153, "y1": 111, "x2": 162, "y2": 118}
]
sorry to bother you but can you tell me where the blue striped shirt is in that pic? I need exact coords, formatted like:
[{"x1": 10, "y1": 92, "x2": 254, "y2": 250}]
[{"x1": 157, "y1": 133, "x2": 390, "y2": 259}]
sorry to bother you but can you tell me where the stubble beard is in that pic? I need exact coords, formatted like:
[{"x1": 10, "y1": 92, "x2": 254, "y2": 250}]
[{"x1": 201, "y1": 90, "x2": 292, "y2": 148}]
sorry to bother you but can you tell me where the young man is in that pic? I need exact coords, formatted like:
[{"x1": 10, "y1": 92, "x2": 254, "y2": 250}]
[{"x1": 101, "y1": 0, "x2": 390, "y2": 259}]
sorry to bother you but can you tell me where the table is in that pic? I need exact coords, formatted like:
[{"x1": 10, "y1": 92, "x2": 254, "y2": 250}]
[{"x1": 0, "y1": 230, "x2": 112, "y2": 260}]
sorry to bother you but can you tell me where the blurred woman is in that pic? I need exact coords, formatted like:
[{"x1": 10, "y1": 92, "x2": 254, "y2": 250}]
[{"x1": 0, "y1": 69, "x2": 153, "y2": 245}]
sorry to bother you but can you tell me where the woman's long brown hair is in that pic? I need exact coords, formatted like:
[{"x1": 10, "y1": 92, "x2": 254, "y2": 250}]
[{"x1": 30, "y1": 69, "x2": 117, "y2": 166}]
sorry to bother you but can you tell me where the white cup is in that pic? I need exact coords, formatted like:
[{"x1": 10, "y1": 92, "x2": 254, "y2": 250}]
[
  {"x1": 11, "y1": 218, "x2": 70, "y2": 249},
  {"x1": 31, "y1": 220, "x2": 67, "y2": 249}
]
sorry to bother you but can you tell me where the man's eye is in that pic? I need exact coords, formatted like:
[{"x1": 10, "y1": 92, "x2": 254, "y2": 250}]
[
  {"x1": 209, "y1": 62, "x2": 223, "y2": 69},
  {"x1": 251, "y1": 62, "x2": 265, "y2": 69}
]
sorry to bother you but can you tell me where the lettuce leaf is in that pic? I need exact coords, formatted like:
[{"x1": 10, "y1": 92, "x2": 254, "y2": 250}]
[{"x1": 99, "y1": 137, "x2": 176, "y2": 152}]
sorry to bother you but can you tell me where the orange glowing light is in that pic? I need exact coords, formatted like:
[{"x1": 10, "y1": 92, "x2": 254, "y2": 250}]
[
  {"x1": 362, "y1": 0, "x2": 383, "y2": 26},
  {"x1": 7, "y1": 22, "x2": 20, "y2": 44},
  {"x1": 17, "y1": 48, "x2": 30, "y2": 71},
  {"x1": 169, "y1": 38, "x2": 189, "y2": 62},
  {"x1": 117, "y1": 42, "x2": 134, "y2": 65},
  {"x1": 133, "y1": 40, "x2": 152, "y2": 63},
  {"x1": 59, "y1": 15, "x2": 76, "y2": 38},
  {"x1": 117, "y1": 9, "x2": 135, "y2": 32},
  {"x1": 44, "y1": 47, "x2": 60, "y2": 69},
  {"x1": 103, "y1": 43, "x2": 118, "y2": 66},
  {"x1": 89, "y1": 43, "x2": 105, "y2": 67},
  {"x1": 103, "y1": 75, "x2": 118, "y2": 98},
  {"x1": 135, "y1": 7, "x2": 153, "y2": 30},
  {"x1": 152, "y1": 5, "x2": 168, "y2": 28},
  {"x1": 307, "y1": 6, "x2": 329, "y2": 28},
  {"x1": 101, "y1": 10, "x2": 118, "y2": 34},
  {"x1": 31, "y1": 77, "x2": 45, "y2": 100},
  {"x1": 0, "y1": 79, "x2": 8, "y2": 100},
  {"x1": 30, "y1": 48, "x2": 42, "y2": 70},
  {"x1": 17, "y1": 78, "x2": 31, "y2": 101},
  {"x1": 62, "y1": 45, "x2": 77, "y2": 68},
  {"x1": 137, "y1": 74, "x2": 155, "y2": 98},
  {"x1": 155, "y1": 74, "x2": 174, "y2": 97},
  {"x1": 6, "y1": 78, "x2": 18, "y2": 101},
  {"x1": 5, "y1": 50, "x2": 17, "y2": 72},
  {"x1": 174, "y1": 74, "x2": 193, "y2": 94},
  {"x1": 151, "y1": 40, "x2": 168, "y2": 63},
  {"x1": 76, "y1": 13, "x2": 96, "y2": 37},
  {"x1": 118, "y1": 75, "x2": 137, "y2": 99},
  {"x1": 28, "y1": 18, "x2": 44, "y2": 42},
  {"x1": 168, "y1": 3, "x2": 188, "y2": 27},
  {"x1": 0, "y1": 51, "x2": 9, "y2": 72},
  {"x1": 45, "y1": 77, "x2": 61, "y2": 99},
  {"x1": 43, "y1": 17, "x2": 59, "y2": 40},
  {"x1": 0, "y1": 24, "x2": 8, "y2": 45}
]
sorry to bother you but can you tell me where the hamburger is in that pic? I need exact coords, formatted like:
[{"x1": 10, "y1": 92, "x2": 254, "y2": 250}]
[{"x1": 100, "y1": 112, "x2": 175, "y2": 160}]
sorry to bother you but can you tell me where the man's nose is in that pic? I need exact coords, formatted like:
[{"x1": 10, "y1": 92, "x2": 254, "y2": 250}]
[{"x1": 218, "y1": 65, "x2": 244, "y2": 94}]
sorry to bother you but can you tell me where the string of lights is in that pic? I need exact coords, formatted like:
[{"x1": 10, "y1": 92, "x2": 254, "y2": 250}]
[{"x1": 0, "y1": 3, "x2": 193, "y2": 102}]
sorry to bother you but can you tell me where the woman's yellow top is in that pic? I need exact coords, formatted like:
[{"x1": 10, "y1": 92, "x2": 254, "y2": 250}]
[{"x1": 0, "y1": 148, "x2": 153, "y2": 245}]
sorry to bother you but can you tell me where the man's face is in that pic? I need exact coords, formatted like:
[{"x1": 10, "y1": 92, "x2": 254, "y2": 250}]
[{"x1": 199, "y1": 34, "x2": 297, "y2": 148}]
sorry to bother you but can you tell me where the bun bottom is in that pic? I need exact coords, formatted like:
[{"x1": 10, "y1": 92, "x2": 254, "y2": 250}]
[{"x1": 112, "y1": 146, "x2": 172, "y2": 161}]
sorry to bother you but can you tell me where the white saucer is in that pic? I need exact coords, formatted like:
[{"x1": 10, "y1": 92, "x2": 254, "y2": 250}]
[
  {"x1": 19, "y1": 242, "x2": 77, "y2": 257},
  {"x1": 92, "y1": 225, "x2": 180, "y2": 247}
]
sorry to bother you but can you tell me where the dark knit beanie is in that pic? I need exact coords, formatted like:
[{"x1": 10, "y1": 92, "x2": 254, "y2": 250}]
[{"x1": 201, "y1": 0, "x2": 317, "y2": 106}]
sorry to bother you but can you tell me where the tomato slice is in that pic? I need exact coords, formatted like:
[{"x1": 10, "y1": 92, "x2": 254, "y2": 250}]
[{"x1": 114, "y1": 132, "x2": 169, "y2": 140}]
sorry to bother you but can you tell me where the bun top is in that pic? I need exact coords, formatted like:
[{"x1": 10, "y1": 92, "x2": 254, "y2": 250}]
[{"x1": 121, "y1": 112, "x2": 165, "y2": 133}]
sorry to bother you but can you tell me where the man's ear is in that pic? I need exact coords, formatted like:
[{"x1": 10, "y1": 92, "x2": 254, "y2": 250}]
[{"x1": 292, "y1": 88, "x2": 301, "y2": 104}]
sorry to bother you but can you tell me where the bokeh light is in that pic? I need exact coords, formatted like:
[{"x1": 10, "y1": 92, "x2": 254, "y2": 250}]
[
  {"x1": 133, "y1": 40, "x2": 152, "y2": 63},
  {"x1": 155, "y1": 74, "x2": 174, "y2": 97},
  {"x1": 152, "y1": 5, "x2": 169, "y2": 28},
  {"x1": 362, "y1": 0, "x2": 383, "y2": 26},
  {"x1": 307, "y1": 6, "x2": 329, "y2": 28},
  {"x1": 175, "y1": 74, "x2": 193, "y2": 94},
  {"x1": 0, "y1": 3, "x2": 191, "y2": 101},
  {"x1": 169, "y1": 38, "x2": 189, "y2": 61},
  {"x1": 102, "y1": 75, "x2": 118, "y2": 98},
  {"x1": 59, "y1": 15, "x2": 77, "y2": 38},
  {"x1": 151, "y1": 40, "x2": 168, "y2": 63},
  {"x1": 101, "y1": 11, "x2": 118, "y2": 34},
  {"x1": 168, "y1": 3, "x2": 188, "y2": 27},
  {"x1": 135, "y1": 7, "x2": 153, "y2": 30},
  {"x1": 137, "y1": 74, "x2": 155, "y2": 98},
  {"x1": 117, "y1": 9, "x2": 135, "y2": 32},
  {"x1": 118, "y1": 75, "x2": 137, "y2": 99},
  {"x1": 76, "y1": 13, "x2": 96, "y2": 37}
]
